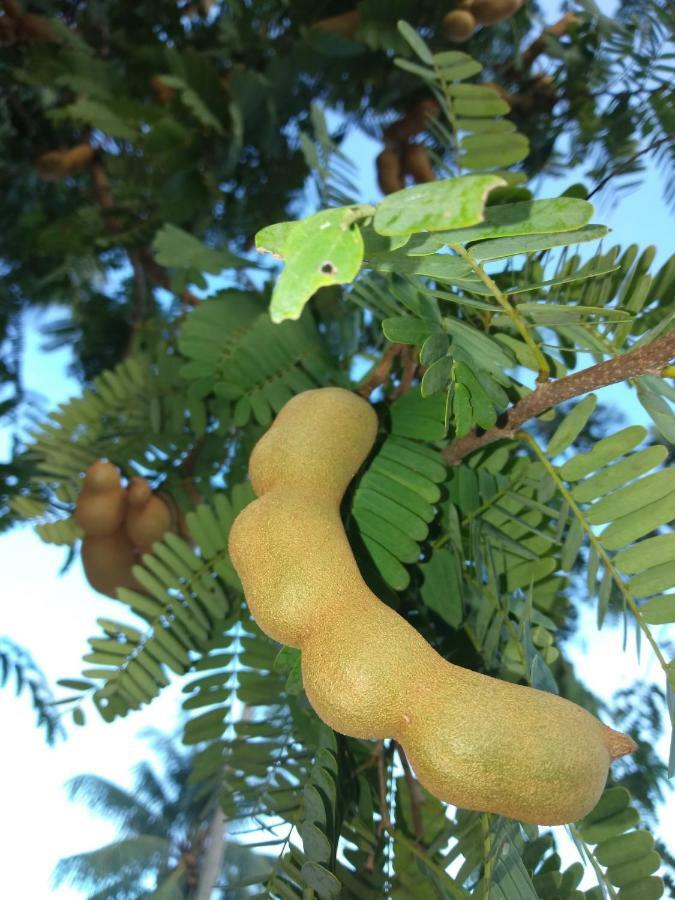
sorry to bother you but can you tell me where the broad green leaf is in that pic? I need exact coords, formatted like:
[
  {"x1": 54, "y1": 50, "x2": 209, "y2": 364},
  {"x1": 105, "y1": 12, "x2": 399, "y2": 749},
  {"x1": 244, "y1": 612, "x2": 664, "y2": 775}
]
[
  {"x1": 438, "y1": 59, "x2": 483, "y2": 81},
  {"x1": 612, "y1": 877, "x2": 664, "y2": 900},
  {"x1": 408, "y1": 198, "x2": 594, "y2": 254},
  {"x1": 608, "y1": 851, "x2": 661, "y2": 888},
  {"x1": 255, "y1": 221, "x2": 296, "y2": 257},
  {"x1": 456, "y1": 117, "x2": 517, "y2": 134},
  {"x1": 154, "y1": 224, "x2": 247, "y2": 273},
  {"x1": 454, "y1": 95, "x2": 510, "y2": 117},
  {"x1": 471, "y1": 225, "x2": 610, "y2": 261},
  {"x1": 269, "y1": 208, "x2": 364, "y2": 322},
  {"x1": 373, "y1": 174, "x2": 506, "y2": 237},
  {"x1": 393, "y1": 58, "x2": 435, "y2": 80},
  {"x1": 548, "y1": 395, "x2": 598, "y2": 456}
]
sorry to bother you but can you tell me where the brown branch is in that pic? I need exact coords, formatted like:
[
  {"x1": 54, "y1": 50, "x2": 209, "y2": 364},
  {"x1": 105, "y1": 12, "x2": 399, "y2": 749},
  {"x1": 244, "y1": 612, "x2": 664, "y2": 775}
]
[
  {"x1": 394, "y1": 741, "x2": 424, "y2": 847},
  {"x1": 443, "y1": 331, "x2": 675, "y2": 466},
  {"x1": 391, "y1": 345, "x2": 419, "y2": 400},
  {"x1": 358, "y1": 344, "x2": 401, "y2": 398}
]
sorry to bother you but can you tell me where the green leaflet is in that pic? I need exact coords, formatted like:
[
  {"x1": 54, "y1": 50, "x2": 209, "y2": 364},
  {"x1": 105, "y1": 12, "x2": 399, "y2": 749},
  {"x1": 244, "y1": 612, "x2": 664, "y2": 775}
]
[
  {"x1": 406, "y1": 198, "x2": 594, "y2": 255},
  {"x1": 269, "y1": 207, "x2": 364, "y2": 322},
  {"x1": 470, "y1": 225, "x2": 610, "y2": 261},
  {"x1": 153, "y1": 223, "x2": 248, "y2": 273},
  {"x1": 373, "y1": 175, "x2": 507, "y2": 237},
  {"x1": 420, "y1": 549, "x2": 463, "y2": 627},
  {"x1": 547, "y1": 395, "x2": 598, "y2": 456},
  {"x1": 255, "y1": 220, "x2": 296, "y2": 257}
]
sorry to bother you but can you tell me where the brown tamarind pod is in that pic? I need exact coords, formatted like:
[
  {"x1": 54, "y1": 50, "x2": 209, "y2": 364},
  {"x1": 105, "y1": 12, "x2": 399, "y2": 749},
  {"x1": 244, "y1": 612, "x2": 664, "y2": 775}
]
[
  {"x1": 228, "y1": 388, "x2": 636, "y2": 825},
  {"x1": 75, "y1": 461, "x2": 126, "y2": 538},
  {"x1": 127, "y1": 476, "x2": 153, "y2": 509},
  {"x1": 442, "y1": 9, "x2": 477, "y2": 42},
  {"x1": 36, "y1": 144, "x2": 94, "y2": 181},
  {"x1": 471, "y1": 0, "x2": 523, "y2": 26},
  {"x1": 124, "y1": 492, "x2": 173, "y2": 553},
  {"x1": 2, "y1": 0, "x2": 23, "y2": 19},
  {"x1": 311, "y1": 10, "x2": 361, "y2": 38},
  {"x1": 384, "y1": 98, "x2": 441, "y2": 145},
  {"x1": 150, "y1": 75, "x2": 177, "y2": 105},
  {"x1": 81, "y1": 530, "x2": 143, "y2": 598},
  {"x1": 402, "y1": 144, "x2": 436, "y2": 183},
  {"x1": 376, "y1": 148, "x2": 404, "y2": 195}
]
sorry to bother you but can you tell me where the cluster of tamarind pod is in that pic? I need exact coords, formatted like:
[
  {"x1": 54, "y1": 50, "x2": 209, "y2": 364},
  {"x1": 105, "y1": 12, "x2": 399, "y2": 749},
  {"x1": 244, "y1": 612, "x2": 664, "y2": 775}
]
[
  {"x1": 229, "y1": 387, "x2": 637, "y2": 824},
  {"x1": 376, "y1": 98, "x2": 440, "y2": 194},
  {"x1": 75, "y1": 461, "x2": 181, "y2": 598},
  {"x1": 34, "y1": 144, "x2": 95, "y2": 182},
  {"x1": 443, "y1": 0, "x2": 524, "y2": 43},
  {"x1": 0, "y1": 0, "x2": 58, "y2": 44}
]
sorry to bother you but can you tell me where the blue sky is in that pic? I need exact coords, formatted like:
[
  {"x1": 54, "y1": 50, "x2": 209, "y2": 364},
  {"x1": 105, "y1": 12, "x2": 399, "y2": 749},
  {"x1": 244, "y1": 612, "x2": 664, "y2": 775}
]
[{"x1": 1, "y1": 2, "x2": 673, "y2": 897}]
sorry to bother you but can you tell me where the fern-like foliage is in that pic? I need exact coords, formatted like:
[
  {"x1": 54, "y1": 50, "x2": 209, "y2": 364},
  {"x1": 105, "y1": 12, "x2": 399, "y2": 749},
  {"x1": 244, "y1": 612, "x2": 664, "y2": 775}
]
[{"x1": 0, "y1": 637, "x2": 63, "y2": 744}]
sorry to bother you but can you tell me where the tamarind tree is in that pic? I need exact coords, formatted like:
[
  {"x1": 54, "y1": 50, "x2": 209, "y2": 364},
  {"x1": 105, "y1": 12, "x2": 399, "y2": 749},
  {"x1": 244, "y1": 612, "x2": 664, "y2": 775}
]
[{"x1": 1, "y1": 1, "x2": 674, "y2": 897}]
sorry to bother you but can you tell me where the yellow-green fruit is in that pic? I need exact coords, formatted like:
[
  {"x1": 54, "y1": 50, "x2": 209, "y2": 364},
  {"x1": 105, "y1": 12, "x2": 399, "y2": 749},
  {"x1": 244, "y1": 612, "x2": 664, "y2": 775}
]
[
  {"x1": 81, "y1": 530, "x2": 141, "y2": 598},
  {"x1": 75, "y1": 461, "x2": 126, "y2": 537},
  {"x1": 228, "y1": 387, "x2": 636, "y2": 825},
  {"x1": 472, "y1": 0, "x2": 523, "y2": 26},
  {"x1": 442, "y1": 9, "x2": 476, "y2": 42},
  {"x1": 124, "y1": 491, "x2": 173, "y2": 553}
]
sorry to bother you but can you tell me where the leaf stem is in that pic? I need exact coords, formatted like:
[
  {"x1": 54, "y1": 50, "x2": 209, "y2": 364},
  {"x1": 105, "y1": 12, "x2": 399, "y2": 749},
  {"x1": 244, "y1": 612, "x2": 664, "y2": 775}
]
[
  {"x1": 519, "y1": 430, "x2": 674, "y2": 691},
  {"x1": 449, "y1": 242, "x2": 550, "y2": 380}
]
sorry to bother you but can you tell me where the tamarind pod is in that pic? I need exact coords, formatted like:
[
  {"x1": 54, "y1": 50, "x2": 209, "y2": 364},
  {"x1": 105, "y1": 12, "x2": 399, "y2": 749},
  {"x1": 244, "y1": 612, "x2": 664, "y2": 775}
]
[
  {"x1": 384, "y1": 99, "x2": 441, "y2": 145},
  {"x1": 401, "y1": 144, "x2": 436, "y2": 183},
  {"x1": 442, "y1": 9, "x2": 477, "y2": 43},
  {"x1": 150, "y1": 75, "x2": 177, "y2": 105},
  {"x1": 75, "y1": 461, "x2": 126, "y2": 537},
  {"x1": 17, "y1": 11, "x2": 58, "y2": 42},
  {"x1": 311, "y1": 10, "x2": 361, "y2": 38},
  {"x1": 471, "y1": 0, "x2": 523, "y2": 26},
  {"x1": 124, "y1": 493, "x2": 173, "y2": 553},
  {"x1": 81, "y1": 530, "x2": 142, "y2": 598},
  {"x1": 228, "y1": 387, "x2": 636, "y2": 825},
  {"x1": 127, "y1": 476, "x2": 152, "y2": 509},
  {"x1": 376, "y1": 149, "x2": 404, "y2": 195},
  {"x1": 36, "y1": 145, "x2": 94, "y2": 181},
  {"x1": 2, "y1": 0, "x2": 23, "y2": 19}
]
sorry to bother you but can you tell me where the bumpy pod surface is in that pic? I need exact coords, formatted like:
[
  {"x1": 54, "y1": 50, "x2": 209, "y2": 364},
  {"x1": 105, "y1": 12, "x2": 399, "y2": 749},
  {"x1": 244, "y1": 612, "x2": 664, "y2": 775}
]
[{"x1": 228, "y1": 388, "x2": 635, "y2": 825}]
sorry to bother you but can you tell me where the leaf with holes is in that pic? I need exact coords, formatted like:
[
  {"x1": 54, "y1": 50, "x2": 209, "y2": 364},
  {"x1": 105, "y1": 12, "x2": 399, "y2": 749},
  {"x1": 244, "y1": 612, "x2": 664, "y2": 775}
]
[{"x1": 269, "y1": 208, "x2": 364, "y2": 323}]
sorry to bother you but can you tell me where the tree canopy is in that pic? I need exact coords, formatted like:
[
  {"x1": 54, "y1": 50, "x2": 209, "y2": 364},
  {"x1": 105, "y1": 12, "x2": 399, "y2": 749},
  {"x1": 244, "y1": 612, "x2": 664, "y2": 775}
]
[{"x1": 1, "y1": 1, "x2": 674, "y2": 898}]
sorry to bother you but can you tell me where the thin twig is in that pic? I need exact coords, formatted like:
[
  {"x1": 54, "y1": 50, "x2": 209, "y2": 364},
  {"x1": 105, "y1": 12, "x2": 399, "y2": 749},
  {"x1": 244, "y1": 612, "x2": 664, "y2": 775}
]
[
  {"x1": 587, "y1": 135, "x2": 673, "y2": 200},
  {"x1": 443, "y1": 331, "x2": 675, "y2": 466},
  {"x1": 358, "y1": 344, "x2": 401, "y2": 398}
]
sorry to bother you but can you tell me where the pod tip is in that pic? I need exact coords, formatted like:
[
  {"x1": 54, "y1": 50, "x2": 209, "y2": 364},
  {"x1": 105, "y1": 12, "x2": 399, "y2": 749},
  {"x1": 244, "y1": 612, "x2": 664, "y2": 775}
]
[{"x1": 602, "y1": 724, "x2": 637, "y2": 761}]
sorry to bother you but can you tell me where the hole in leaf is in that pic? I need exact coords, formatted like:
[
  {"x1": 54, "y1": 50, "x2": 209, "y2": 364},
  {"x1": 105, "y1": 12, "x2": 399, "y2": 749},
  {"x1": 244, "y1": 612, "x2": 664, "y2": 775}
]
[{"x1": 320, "y1": 261, "x2": 337, "y2": 275}]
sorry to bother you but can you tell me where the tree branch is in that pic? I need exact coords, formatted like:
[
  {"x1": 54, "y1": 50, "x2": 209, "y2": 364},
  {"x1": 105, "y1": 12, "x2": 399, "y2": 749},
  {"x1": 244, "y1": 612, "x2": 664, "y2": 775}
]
[{"x1": 443, "y1": 332, "x2": 675, "y2": 466}]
